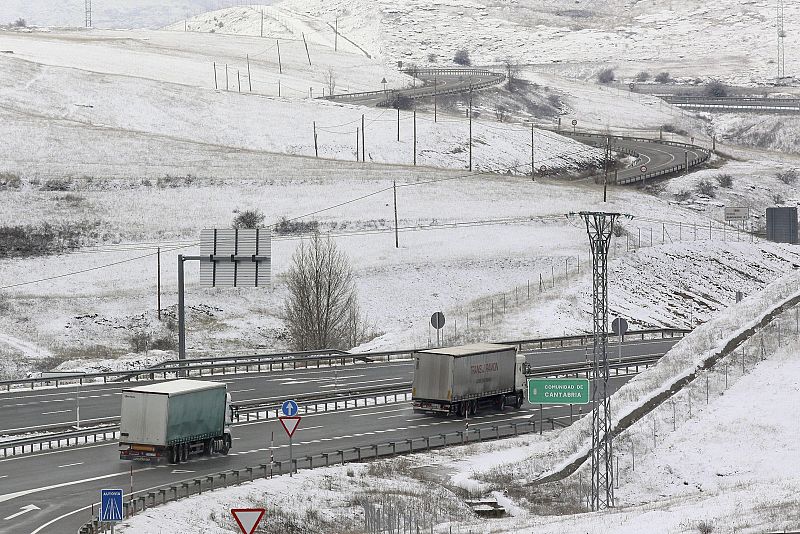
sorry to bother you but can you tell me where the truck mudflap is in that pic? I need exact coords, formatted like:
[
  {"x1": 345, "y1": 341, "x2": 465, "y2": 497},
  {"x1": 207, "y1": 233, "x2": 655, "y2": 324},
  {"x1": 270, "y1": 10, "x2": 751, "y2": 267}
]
[
  {"x1": 119, "y1": 448, "x2": 164, "y2": 460},
  {"x1": 412, "y1": 400, "x2": 452, "y2": 413}
]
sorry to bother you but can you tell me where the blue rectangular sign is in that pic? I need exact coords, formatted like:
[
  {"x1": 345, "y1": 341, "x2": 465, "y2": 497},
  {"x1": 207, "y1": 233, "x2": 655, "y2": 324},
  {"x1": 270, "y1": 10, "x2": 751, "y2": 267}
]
[{"x1": 100, "y1": 489, "x2": 124, "y2": 522}]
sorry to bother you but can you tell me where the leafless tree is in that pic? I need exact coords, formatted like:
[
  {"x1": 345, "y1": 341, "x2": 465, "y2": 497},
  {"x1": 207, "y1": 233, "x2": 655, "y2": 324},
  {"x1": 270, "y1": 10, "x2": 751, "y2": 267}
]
[
  {"x1": 324, "y1": 68, "x2": 337, "y2": 96},
  {"x1": 494, "y1": 104, "x2": 508, "y2": 122},
  {"x1": 501, "y1": 57, "x2": 521, "y2": 91},
  {"x1": 284, "y1": 233, "x2": 365, "y2": 350}
]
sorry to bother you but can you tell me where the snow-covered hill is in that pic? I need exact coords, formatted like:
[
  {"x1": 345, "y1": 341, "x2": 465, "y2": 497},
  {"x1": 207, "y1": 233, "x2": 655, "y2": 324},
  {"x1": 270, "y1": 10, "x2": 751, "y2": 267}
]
[
  {"x1": 0, "y1": 0, "x2": 260, "y2": 29},
  {"x1": 173, "y1": 0, "x2": 800, "y2": 85}
]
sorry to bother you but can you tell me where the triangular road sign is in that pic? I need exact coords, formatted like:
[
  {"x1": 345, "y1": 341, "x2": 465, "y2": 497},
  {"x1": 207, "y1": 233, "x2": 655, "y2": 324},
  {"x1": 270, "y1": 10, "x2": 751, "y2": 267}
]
[
  {"x1": 231, "y1": 508, "x2": 265, "y2": 534},
  {"x1": 279, "y1": 416, "x2": 301, "y2": 438}
]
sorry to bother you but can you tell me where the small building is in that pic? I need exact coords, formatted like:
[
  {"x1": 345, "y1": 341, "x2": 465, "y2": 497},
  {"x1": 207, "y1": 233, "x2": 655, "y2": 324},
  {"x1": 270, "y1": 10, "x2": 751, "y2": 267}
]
[{"x1": 766, "y1": 206, "x2": 798, "y2": 244}]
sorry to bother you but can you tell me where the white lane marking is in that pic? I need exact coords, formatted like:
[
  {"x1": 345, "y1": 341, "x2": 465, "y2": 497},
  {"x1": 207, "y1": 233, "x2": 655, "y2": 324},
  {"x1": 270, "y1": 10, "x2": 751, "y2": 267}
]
[
  {"x1": 0, "y1": 416, "x2": 118, "y2": 434},
  {"x1": 0, "y1": 441, "x2": 115, "y2": 464},
  {"x1": 0, "y1": 476, "x2": 7, "y2": 479},
  {"x1": 299, "y1": 425, "x2": 323, "y2": 431},
  {"x1": 0, "y1": 467, "x2": 156, "y2": 504},
  {"x1": 41, "y1": 409, "x2": 71, "y2": 415},
  {"x1": 231, "y1": 388, "x2": 255, "y2": 394},
  {"x1": 57, "y1": 462, "x2": 84, "y2": 469},
  {"x1": 4, "y1": 503, "x2": 40, "y2": 520},
  {"x1": 350, "y1": 407, "x2": 408, "y2": 418}
]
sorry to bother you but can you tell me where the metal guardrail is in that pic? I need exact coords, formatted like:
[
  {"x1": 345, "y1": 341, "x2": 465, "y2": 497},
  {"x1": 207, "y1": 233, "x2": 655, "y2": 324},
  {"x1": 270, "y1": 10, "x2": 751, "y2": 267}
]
[
  {"x1": 0, "y1": 328, "x2": 688, "y2": 392},
  {"x1": 567, "y1": 131, "x2": 711, "y2": 185},
  {"x1": 3, "y1": 346, "x2": 677, "y2": 459},
  {"x1": 79, "y1": 418, "x2": 551, "y2": 534},
  {"x1": 0, "y1": 386, "x2": 412, "y2": 458},
  {"x1": 323, "y1": 68, "x2": 505, "y2": 107}
]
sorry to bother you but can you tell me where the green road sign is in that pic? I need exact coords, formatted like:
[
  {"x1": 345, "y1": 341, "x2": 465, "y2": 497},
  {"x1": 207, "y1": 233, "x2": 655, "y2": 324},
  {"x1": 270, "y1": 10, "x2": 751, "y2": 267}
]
[{"x1": 527, "y1": 378, "x2": 590, "y2": 405}]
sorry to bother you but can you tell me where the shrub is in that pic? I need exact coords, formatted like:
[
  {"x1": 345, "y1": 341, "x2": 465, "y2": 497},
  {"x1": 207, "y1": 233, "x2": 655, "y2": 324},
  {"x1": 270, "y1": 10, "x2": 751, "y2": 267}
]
[
  {"x1": 654, "y1": 71, "x2": 671, "y2": 83},
  {"x1": 0, "y1": 222, "x2": 97, "y2": 258},
  {"x1": 0, "y1": 172, "x2": 21, "y2": 190},
  {"x1": 12, "y1": 18, "x2": 26, "y2": 28},
  {"x1": 597, "y1": 68, "x2": 615, "y2": 84},
  {"x1": 776, "y1": 169, "x2": 797, "y2": 184},
  {"x1": 40, "y1": 178, "x2": 73, "y2": 191},
  {"x1": 697, "y1": 521, "x2": 714, "y2": 534},
  {"x1": 274, "y1": 216, "x2": 319, "y2": 235},
  {"x1": 232, "y1": 209, "x2": 265, "y2": 229},
  {"x1": 705, "y1": 80, "x2": 728, "y2": 98},
  {"x1": 696, "y1": 179, "x2": 717, "y2": 197},
  {"x1": 772, "y1": 193, "x2": 784, "y2": 205},
  {"x1": 635, "y1": 71, "x2": 650, "y2": 82},
  {"x1": 453, "y1": 49, "x2": 471, "y2": 66},
  {"x1": 427, "y1": 53, "x2": 437, "y2": 63},
  {"x1": 674, "y1": 189, "x2": 692, "y2": 201},
  {"x1": 547, "y1": 94, "x2": 561, "y2": 108},
  {"x1": 715, "y1": 173, "x2": 733, "y2": 187},
  {"x1": 662, "y1": 124, "x2": 689, "y2": 136}
]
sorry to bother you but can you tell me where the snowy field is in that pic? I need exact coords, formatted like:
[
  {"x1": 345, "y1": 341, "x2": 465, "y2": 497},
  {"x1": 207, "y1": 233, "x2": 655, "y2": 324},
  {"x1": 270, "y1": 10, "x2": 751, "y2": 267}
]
[
  {"x1": 116, "y1": 271, "x2": 800, "y2": 533},
  {"x1": 175, "y1": 0, "x2": 800, "y2": 86}
]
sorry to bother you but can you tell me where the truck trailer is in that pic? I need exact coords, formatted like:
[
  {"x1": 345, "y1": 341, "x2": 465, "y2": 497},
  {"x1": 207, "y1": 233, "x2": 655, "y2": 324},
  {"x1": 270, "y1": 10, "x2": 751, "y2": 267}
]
[
  {"x1": 411, "y1": 343, "x2": 525, "y2": 416},
  {"x1": 119, "y1": 379, "x2": 233, "y2": 463}
]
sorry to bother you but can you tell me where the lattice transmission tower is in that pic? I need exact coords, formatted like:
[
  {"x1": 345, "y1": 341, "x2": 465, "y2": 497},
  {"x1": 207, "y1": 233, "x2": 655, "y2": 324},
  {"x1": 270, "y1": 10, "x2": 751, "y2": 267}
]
[
  {"x1": 778, "y1": 0, "x2": 786, "y2": 81},
  {"x1": 85, "y1": 0, "x2": 92, "y2": 28},
  {"x1": 580, "y1": 211, "x2": 619, "y2": 510}
]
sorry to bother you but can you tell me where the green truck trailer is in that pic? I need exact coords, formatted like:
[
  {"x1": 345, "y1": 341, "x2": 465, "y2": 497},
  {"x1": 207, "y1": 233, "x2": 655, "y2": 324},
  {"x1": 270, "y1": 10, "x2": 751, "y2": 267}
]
[{"x1": 119, "y1": 379, "x2": 233, "y2": 463}]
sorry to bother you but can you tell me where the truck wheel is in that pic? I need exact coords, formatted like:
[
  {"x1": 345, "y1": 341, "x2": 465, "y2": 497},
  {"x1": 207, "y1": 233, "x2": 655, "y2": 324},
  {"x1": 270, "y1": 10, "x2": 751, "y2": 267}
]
[
  {"x1": 169, "y1": 445, "x2": 179, "y2": 464},
  {"x1": 515, "y1": 393, "x2": 524, "y2": 409},
  {"x1": 202, "y1": 439, "x2": 212, "y2": 456},
  {"x1": 496, "y1": 396, "x2": 505, "y2": 412},
  {"x1": 180, "y1": 443, "x2": 188, "y2": 463},
  {"x1": 457, "y1": 402, "x2": 466, "y2": 417},
  {"x1": 221, "y1": 435, "x2": 231, "y2": 455},
  {"x1": 469, "y1": 400, "x2": 477, "y2": 416}
]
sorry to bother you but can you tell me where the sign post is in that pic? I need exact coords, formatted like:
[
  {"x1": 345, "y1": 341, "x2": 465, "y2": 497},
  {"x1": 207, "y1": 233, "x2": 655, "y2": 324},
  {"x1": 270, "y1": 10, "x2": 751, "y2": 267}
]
[
  {"x1": 100, "y1": 489, "x2": 123, "y2": 532},
  {"x1": 280, "y1": 400, "x2": 300, "y2": 476},
  {"x1": 611, "y1": 317, "x2": 629, "y2": 363},
  {"x1": 430, "y1": 311, "x2": 445, "y2": 347}
]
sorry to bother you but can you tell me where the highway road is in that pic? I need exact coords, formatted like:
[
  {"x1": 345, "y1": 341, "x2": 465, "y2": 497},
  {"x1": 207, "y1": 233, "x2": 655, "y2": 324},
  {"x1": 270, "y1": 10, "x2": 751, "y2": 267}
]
[
  {"x1": 0, "y1": 338, "x2": 678, "y2": 534},
  {"x1": 325, "y1": 67, "x2": 505, "y2": 107},
  {"x1": 662, "y1": 96, "x2": 800, "y2": 113}
]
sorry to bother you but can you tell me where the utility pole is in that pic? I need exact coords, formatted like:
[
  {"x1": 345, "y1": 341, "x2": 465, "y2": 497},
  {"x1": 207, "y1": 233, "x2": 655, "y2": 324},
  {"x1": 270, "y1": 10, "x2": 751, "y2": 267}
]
[
  {"x1": 434, "y1": 74, "x2": 438, "y2": 122},
  {"x1": 247, "y1": 55, "x2": 252, "y2": 92},
  {"x1": 580, "y1": 211, "x2": 620, "y2": 511},
  {"x1": 302, "y1": 33, "x2": 312, "y2": 66},
  {"x1": 225, "y1": 64, "x2": 229, "y2": 91},
  {"x1": 684, "y1": 150, "x2": 689, "y2": 177},
  {"x1": 361, "y1": 114, "x2": 366, "y2": 162},
  {"x1": 213, "y1": 62, "x2": 217, "y2": 90},
  {"x1": 335, "y1": 17, "x2": 338, "y2": 51},
  {"x1": 393, "y1": 181, "x2": 399, "y2": 248},
  {"x1": 778, "y1": 0, "x2": 786, "y2": 81},
  {"x1": 157, "y1": 247, "x2": 162, "y2": 320},
  {"x1": 413, "y1": 107, "x2": 417, "y2": 166},
  {"x1": 313, "y1": 121, "x2": 318, "y2": 157},
  {"x1": 260, "y1": 10, "x2": 264, "y2": 38},
  {"x1": 237, "y1": 70, "x2": 241, "y2": 93},
  {"x1": 468, "y1": 88, "x2": 473, "y2": 171},
  {"x1": 603, "y1": 137, "x2": 610, "y2": 202},
  {"x1": 85, "y1": 0, "x2": 92, "y2": 28},
  {"x1": 276, "y1": 40, "x2": 282, "y2": 74},
  {"x1": 356, "y1": 127, "x2": 360, "y2": 162},
  {"x1": 530, "y1": 123, "x2": 535, "y2": 181}
]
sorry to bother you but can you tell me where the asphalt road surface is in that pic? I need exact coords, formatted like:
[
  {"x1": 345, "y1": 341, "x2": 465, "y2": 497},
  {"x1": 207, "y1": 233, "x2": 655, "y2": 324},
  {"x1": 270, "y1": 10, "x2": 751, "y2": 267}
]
[{"x1": 0, "y1": 338, "x2": 678, "y2": 533}]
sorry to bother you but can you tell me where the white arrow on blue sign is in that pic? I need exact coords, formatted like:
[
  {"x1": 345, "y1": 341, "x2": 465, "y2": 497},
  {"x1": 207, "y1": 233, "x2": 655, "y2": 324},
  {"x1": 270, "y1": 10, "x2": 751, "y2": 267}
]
[
  {"x1": 281, "y1": 399, "x2": 298, "y2": 417},
  {"x1": 100, "y1": 489, "x2": 123, "y2": 522}
]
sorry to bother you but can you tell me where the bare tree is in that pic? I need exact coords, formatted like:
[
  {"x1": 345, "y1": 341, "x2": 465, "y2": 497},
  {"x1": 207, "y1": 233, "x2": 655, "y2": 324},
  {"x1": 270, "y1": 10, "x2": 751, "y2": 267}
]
[
  {"x1": 284, "y1": 234, "x2": 364, "y2": 350},
  {"x1": 501, "y1": 57, "x2": 521, "y2": 91},
  {"x1": 324, "y1": 68, "x2": 337, "y2": 96},
  {"x1": 494, "y1": 104, "x2": 508, "y2": 122}
]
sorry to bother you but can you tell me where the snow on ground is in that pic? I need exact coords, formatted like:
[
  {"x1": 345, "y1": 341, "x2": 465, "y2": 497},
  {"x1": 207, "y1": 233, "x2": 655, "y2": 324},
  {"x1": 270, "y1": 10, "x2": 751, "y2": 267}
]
[
  {"x1": 117, "y1": 271, "x2": 800, "y2": 534},
  {"x1": 177, "y1": 0, "x2": 800, "y2": 86},
  {"x1": 0, "y1": 36, "x2": 597, "y2": 178},
  {"x1": 0, "y1": 1, "x2": 256, "y2": 29}
]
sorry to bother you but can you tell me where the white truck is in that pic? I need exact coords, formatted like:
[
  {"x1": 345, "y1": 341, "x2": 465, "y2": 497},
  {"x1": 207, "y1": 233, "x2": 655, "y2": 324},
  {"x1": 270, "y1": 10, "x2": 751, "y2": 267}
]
[
  {"x1": 411, "y1": 343, "x2": 526, "y2": 416},
  {"x1": 119, "y1": 379, "x2": 233, "y2": 464}
]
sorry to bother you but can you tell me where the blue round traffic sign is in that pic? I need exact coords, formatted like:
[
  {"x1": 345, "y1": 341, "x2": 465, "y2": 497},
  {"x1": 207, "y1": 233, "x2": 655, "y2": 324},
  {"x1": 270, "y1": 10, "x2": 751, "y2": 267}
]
[{"x1": 281, "y1": 400, "x2": 298, "y2": 417}]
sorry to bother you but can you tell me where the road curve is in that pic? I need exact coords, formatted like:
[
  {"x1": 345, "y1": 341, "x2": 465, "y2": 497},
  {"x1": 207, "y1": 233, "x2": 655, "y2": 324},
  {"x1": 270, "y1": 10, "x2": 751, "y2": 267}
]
[{"x1": 325, "y1": 67, "x2": 506, "y2": 107}]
